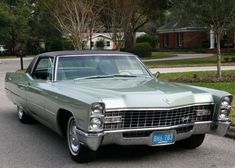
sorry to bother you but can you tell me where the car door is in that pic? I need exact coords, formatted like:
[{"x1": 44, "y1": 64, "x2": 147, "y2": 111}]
[{"x1": 26, "y1": 56, "x2": 53, "y2": 122}]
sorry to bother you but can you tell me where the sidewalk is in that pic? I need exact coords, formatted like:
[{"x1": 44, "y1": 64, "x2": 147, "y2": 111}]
[
  {"x1": 142, "y1": 53, "x2": 214, "y2": 62},
  {"x1": 149, "y1": 66, "x2": 235, "y2": 74}
]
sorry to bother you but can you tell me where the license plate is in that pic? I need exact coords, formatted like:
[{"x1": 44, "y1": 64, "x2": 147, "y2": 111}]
[{"x1": 152, "y1": 131, "x2": 175, "y2": 145}]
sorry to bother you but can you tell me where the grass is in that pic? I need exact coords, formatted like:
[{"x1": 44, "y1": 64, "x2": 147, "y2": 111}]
[
  {"x1": 159, "y1": 70, "x2": 235, "y2": 80},
  {"x1": 159, "y1": 71, "x2": 235, "y2": 124},
  {"x1": 145, "y1": 53, "x2": 235, "y2": 68}
]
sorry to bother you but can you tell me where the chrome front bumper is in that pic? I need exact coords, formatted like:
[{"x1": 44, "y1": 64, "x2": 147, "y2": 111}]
[{"x1": 76, "y1": 121, "x2": 230, "y2": 151}]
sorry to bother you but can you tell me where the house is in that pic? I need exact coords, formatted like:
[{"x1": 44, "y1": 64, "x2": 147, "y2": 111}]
[
  {"x1": 85, "y1": 33, "x2": 114, "y2": 50},
  {"x1": 157, "y1": 22, "x2": 235, "y2": 51},
  {"x1": 84, "y1": 32, "x2": 146, "y2": 50}
]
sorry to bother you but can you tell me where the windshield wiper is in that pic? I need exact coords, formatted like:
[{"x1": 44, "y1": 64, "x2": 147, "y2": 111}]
[
  {"x1": 112, "y1": 74, "x2": 137, "y2": 78},
  {"x1": 74, "y1": 75, "x2": 114, "y2": 80},
  {"x1": 74, "y1": 74, "x2": 137, "y2": 81}
]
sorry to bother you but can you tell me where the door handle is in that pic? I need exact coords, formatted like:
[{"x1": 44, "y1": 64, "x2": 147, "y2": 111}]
[{"x1": 17, "y1": 84, "x2": 25, "y2": 90}]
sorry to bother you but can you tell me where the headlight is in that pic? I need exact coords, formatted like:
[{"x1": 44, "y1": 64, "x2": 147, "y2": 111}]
[
  {"x1": 89, "y1": 102, "x2": 105, "y2": 132},
  {"x1": 89, "y1": 118, "x2": 103, "y2": 131},
  {"x1": 218, "y1": 96, "x2": 233, "y2": 121},
  {"x1": 91, "y1": 103, "x2": 105, "y2": 115}
]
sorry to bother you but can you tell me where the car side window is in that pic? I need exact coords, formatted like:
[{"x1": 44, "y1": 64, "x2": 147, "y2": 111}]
[
  {"x1": 26, "y1": 57, "x2": 37, "y2": 74},
  {"x1": 32, "y1": 57, "x2": 53, "y2": 80}
]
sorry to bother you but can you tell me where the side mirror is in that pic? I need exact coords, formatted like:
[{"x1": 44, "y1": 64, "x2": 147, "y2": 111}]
[{"x1": 155, "y1": 71, "x2": 160, "y2": 79}]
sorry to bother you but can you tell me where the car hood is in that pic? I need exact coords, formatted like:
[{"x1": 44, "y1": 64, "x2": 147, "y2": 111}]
[{"x1": 54, "y1": 78, "x2": 213, "y2": 109}]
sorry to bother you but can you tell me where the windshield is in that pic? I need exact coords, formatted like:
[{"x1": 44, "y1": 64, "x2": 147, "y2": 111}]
[{"x1": 56, "y1": 55, "x2": 152, "y2": 80}]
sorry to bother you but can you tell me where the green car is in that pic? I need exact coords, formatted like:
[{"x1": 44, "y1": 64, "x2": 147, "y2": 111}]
[{"x1": 5, "y1": 51, "x2": 233, "y2": 162}]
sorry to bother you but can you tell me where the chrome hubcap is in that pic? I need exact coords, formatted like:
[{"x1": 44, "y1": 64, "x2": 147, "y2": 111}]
[
  {"x1": 67, "y1": 118, "x2": 80, "y2": 155},
  {"x1": 18, "y1": 107, "x2": 23, "y2": 120}
]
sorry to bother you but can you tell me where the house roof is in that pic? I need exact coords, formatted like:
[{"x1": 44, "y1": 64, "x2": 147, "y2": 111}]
[
  {"x1": 157, "y1": 22, "x2": 207, "y2": 34},
  {"x1": 92, "y1": 34, "x2": 112, "y2": 40}
]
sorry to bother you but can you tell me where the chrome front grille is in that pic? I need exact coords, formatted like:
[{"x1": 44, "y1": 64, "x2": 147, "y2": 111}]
[{"x1": 104, "y1": 104, "x2": 214, "y2": 131}]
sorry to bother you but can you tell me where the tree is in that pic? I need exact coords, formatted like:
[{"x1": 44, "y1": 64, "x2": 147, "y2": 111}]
[
  {"x1": 28, "y1": 0, "x2": 68, "y2": 53},
  {"x1": 171, "y1": 0, "x2": 235, "y2": 78},
  {"x1": 100, "y1": 0, "x2": 169, "y2": 49},
  {"x1": 43, "y1": 0, "x2": 103, "y2": 50},
  {"x1": 100, "y1": 0, "x2": 128, "y2": 50},
  {"x1": 0, "y1": 0, "x2": 30, "y2": 55},
  {"x1": 124, "y1": 0, "x2": 169, "y2": 49}
]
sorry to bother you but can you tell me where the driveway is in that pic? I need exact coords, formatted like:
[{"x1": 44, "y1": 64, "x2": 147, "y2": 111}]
[{"x1": 0, "y1": 58, "x2": 235, "y2": 168}]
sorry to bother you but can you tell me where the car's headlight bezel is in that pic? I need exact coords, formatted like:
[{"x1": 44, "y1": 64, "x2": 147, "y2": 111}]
[
  {"x1": 218, "y1": 96, "x2": 233, "y2": 122},
  {"x1": 88, "y1": 102, "x2": 105, "y2": 132}
]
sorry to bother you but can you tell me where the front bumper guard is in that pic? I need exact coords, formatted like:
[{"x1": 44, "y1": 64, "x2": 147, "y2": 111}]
[{"x1": 76, "y1": 121, "x2": 230, "y2": 151}]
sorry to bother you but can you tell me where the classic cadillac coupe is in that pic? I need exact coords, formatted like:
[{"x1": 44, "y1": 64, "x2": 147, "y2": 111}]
[{"x1": 5, "y1": 51, "x2": 233, "y2": 162}]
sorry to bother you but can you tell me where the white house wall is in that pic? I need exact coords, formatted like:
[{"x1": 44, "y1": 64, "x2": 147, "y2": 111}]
[{"x1": 85, "y1": 32, "x2": 146, "y2": 50}]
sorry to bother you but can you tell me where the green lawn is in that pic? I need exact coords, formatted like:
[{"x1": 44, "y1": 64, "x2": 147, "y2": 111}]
[
  {"x1": 145, "y1": 53, "x2": 235, "y2": 68},
  {"x1": 159, "y1": 71, "x2": 235, "y2": 124}
]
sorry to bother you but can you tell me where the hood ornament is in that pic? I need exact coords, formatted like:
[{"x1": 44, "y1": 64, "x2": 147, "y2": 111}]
[{"x1": 163, "y1": 98, "x2": 171, "y2": 105}]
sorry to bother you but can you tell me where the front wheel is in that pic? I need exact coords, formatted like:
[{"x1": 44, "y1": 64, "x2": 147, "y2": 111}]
[
  {"x1": 67, "y1": 116, "x2": 95, "y2": 163},
  {"x1": 17, "y1": 106, "x2": 32, "y2": 124},
  {"x1": 176, "y1": 134, "x2": 205, "y2": 149}
]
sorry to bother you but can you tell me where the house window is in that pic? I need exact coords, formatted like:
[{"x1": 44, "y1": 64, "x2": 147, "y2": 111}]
[
  {"x1": 91, "y1": 41, "x2": 94, "y2": 47},
  {"x1": 177, "y1": 32, "x2": 184, "y2": 47},
  {"x1": 106, "y1": 41, "x2": 110, "y2": 47},
  {"x1": 163, "y1": 34, "x2": 169, "y2": 48}
]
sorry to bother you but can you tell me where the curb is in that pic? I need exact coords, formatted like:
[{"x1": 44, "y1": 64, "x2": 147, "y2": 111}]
[
  {"x1": 0, "y1": 57, "x2": 33, "y2": 61},
  {"x1": 226, "y1": 126, "x2": 235, "y2": 139}
]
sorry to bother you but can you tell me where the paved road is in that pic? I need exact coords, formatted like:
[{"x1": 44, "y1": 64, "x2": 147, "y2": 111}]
[
  {"x1": 142, "y1": 53, "x2": 214, "y2": 62},
  {"x1": 0, "y1": 58, "x2": 31, "y2": 73},
  {"x1": 0, "y1": 59, "x2": 235, "y2": 168}
]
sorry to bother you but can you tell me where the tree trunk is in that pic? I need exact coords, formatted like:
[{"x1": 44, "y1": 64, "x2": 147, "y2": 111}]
[
  {"x1": 124, "y1": 30, "x2": 136, "y2": 49},
  {"x1": 72, "y1": 37, "x2": 83, "y2": 50},
  {"x1": 132, "y1": 31, "x2": 136, "y2": 48},
  {"x1": 216, "y1": 32, "x2": 222, "y2": 78}
]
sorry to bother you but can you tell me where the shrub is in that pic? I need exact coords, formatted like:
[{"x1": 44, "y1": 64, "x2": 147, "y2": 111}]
[
  {"x1": 223, "y1": 57, "x2": 230, "y2": 62},
  {"x1": 202, "y1": 41, "x2": 209, "y2": 48},
  {"x1": 45, "y1": 39, "x2": 63, "y2": 52},
  {"x1": 136, "y1": 34, "x2": 157, "y2": 48},
  {"x1": 123, "y1": 42, "x2": 152, "y2": 57},
  {"x1": 136, "y1": 42, "x2": 152, "y2": 49}
]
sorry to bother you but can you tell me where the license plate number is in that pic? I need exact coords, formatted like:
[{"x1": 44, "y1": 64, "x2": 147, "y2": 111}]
[{"x1": 152, "y1": 132, "x2": 175, "y2": 145}]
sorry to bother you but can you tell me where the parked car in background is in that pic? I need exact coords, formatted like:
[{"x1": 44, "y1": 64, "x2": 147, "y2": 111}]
[
  {"x1": 5, "y1": 51, "x2": 233, "y2": 162},
  {"x1": 0, "y1": 45, "x2": 7, "y2": 55}
]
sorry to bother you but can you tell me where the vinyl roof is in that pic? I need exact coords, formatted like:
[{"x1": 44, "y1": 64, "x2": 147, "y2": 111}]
[{"x1": 38, "y1": 50, "x2": 134, "y2": 57}]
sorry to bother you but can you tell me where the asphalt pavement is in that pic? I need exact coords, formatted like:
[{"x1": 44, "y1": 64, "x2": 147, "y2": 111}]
[{"x1": 0, "y1": 58, "x2": 235, "y2": 168}]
